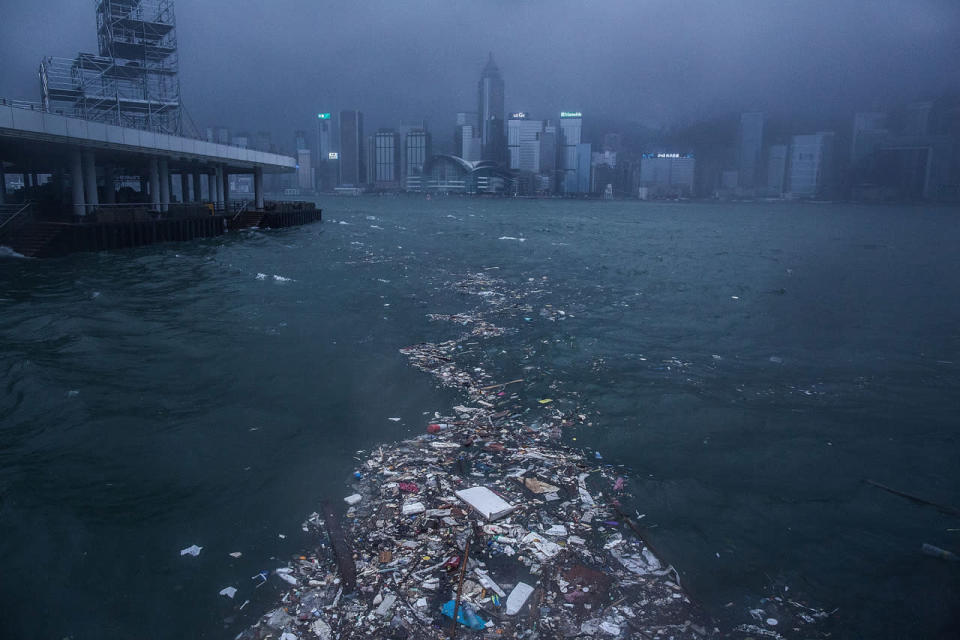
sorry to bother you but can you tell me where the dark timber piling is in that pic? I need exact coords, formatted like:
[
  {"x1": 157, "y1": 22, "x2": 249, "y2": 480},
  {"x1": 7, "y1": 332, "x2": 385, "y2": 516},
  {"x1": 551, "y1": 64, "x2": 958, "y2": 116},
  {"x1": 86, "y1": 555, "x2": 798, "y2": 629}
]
[{"x1": 4, "y1": 201, "x2": 321, "y2": 258}]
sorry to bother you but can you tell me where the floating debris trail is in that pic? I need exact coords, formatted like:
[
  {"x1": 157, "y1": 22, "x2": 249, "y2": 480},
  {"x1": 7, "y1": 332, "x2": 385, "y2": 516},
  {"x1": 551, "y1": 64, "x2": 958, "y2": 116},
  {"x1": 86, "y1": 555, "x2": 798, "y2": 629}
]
[{"x1": 238, "y1": 271, "x2": 833, "y2": 639}]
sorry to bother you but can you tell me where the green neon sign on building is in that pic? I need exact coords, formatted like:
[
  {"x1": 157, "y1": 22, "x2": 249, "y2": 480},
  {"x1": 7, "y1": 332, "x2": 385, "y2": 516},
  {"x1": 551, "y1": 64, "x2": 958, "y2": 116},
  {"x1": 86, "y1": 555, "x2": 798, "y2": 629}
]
[{"x1": 317, "y1": 113, "x2": 331, "y2": 119}]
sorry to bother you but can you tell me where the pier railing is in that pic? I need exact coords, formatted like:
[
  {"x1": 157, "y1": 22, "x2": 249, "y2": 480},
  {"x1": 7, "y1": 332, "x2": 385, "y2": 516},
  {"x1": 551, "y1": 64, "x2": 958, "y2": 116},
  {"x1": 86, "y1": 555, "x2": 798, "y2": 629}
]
[{"x1": 0, "y1": 201, "x2": 35, "y2": 244}]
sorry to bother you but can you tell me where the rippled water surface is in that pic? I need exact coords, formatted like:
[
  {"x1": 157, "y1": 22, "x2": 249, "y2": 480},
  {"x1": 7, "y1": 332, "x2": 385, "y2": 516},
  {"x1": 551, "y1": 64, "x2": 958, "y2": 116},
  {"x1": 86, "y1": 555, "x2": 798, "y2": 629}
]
[{"x1": 1, "y1": 199, "x2": 959, "y2": 639}]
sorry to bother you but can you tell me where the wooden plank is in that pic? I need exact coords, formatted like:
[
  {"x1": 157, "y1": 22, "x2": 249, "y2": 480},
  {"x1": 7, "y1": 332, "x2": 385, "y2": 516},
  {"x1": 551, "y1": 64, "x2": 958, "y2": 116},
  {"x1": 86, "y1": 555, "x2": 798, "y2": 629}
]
[{"x1": 320, "y1": 499, "x2": 357, "y2": 593}]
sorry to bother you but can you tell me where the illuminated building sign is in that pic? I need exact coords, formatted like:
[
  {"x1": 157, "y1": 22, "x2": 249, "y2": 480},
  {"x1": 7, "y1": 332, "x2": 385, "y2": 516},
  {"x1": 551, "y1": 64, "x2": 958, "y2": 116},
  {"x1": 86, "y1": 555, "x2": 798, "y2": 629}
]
[
  {"x1": 642, "y1": 153, "x2": 694, "y2": 159},
  {"x1": 510, "y1": 112, "x2": 528, "y2": 119},
  {"x1": 560, "y1": 111, "x2": 582, "y2": 118},
  {"x1": 317, "y1": 113, "x2": 331, "y2": 119},
  {"x1": 328, "y1": 152, "x2": 340, "y2": 160}
]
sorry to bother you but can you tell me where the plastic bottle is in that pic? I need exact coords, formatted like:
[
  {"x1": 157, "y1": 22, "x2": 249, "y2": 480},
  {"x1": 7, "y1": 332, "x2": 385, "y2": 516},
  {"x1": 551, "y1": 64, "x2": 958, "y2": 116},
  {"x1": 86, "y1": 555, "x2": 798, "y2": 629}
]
[{"x1": 921, "y1": 543, "x2": 959, "y2": 562}]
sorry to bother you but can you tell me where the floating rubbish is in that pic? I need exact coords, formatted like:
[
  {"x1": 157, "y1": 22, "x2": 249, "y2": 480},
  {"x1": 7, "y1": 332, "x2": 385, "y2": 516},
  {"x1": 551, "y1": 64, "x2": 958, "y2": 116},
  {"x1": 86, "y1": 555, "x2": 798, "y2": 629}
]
[
  {"x1": 374, "y1": 593, "x2": 396, "y2": 617},
  {"x1": 180, "y1": 545, "x2": 202, "y2": 557},
  {"x1": 441, "y1": 599, "x2": 488, "y2": 630},
  {"x1": 229, "y1": 551, "x2": 242, "y2": 558},
  {"x1": 219, "y1": 586, "x2": 237, "y2": 599},
  {"x1": 275, "y1": 568, "x2": 298, "y2": 585},
  {"x1": 401, "y1": 501, "x2": 426, "y2": 515},
  {"x1": 388, "y1": 417, "x2": 401, "y2": 422},
  {"x1": 866, "y1": 479, "x2": 960, "y2": 516},
  {"x1": 921, "y1": 543, "x2": 959, "y2": 561},
  {"x1": 505, "y1": 581, "x2": 535, "y2": 615},
  {"x1": 234, "y1": 268, "x2": 832, "y2": 640},
  {"x1": 455, "y1": 486, "x2": 517, "y2": 521},
  {"x1": 475, "y1": 568, "x2": 506, "y2": 597},
  {"x1": 522, "y1": 476, "x2": 560, "y2": 494}
]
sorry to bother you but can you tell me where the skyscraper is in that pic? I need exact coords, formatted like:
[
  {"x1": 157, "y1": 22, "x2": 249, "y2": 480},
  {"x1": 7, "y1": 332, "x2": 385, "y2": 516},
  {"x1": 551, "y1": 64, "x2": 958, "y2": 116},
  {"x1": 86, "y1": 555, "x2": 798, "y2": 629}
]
[
  {"x1": 576, "y1": 143, "x2": 592, "y2": 194},
  {"x1": 766, "y1": 144, "x2": 789, "y2": 196},
  {"x1": 539, "y1": 123, "x2": 559, "y2": 193},
  {"x1": 398, "y1": 120, "x2": 427, "y2": 180},
  {"x1": 373, "y1": 129, "x2": 401, "y2": 188},
  {"x1": 404, "y1": 129, "x2": 431, "y2": 178},
  {"x1": 316, "y1": 112, "x2": 334, "y2": 191},
  {"x1": 339, "y1": 110, "x2": 364, "y2": 187},
  {"x1": 851, "y1": 112, "x2": 888, "y2": 165},
  {"x1": 640, "y1": 153, "x2": 696, "y2": 197},
  {"x1": 738, "y1": 112, "x2": 765, "y2": 189},
  {"x1": 297, "y1": 149, "x2": 313, "y2": 191},
  {"x1": 478, "y1": 53, "x2": 506, "y2": 164},
  {"x1": 455, "y1": 112, "x2": 478, "y2": 158},
  {"x1": 788, "y1": 132, "x2": 835, "y2": 198},
  {"x1": 461, "y1": 126, "x2": 482, "y2": 162},
  {"x1": 559, "y1": 112, "x2": 583, "y2": 193},
  {"x1": 507, "y1": 113, "x2": 544, "y2": 173}
]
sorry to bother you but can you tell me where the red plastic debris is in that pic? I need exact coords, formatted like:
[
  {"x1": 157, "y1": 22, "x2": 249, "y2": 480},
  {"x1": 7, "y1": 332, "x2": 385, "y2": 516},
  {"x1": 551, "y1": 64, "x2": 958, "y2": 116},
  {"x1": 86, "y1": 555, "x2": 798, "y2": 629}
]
[{"x1": 398, "y1": 482, "x2": 419, "y2": 493}]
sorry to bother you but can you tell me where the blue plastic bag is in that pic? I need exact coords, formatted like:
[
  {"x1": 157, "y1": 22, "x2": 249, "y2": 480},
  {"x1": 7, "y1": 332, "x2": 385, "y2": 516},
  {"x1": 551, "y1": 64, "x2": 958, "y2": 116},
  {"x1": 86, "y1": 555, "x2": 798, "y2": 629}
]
[{"x1": 441, "y1": 599, "x2": 487, "y2": 630}]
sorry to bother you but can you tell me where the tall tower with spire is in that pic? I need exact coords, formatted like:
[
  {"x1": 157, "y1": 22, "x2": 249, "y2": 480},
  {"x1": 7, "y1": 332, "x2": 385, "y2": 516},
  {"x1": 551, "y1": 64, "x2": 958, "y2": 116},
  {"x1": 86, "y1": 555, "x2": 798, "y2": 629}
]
[{"x1": 478, "y1": 53, "x2": 506, "y2": 164}]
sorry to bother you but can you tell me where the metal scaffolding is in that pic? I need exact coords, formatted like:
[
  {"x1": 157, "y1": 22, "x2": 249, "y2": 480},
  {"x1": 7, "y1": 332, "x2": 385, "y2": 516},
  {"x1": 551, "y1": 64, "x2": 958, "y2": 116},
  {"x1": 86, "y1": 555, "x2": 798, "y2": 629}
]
[{"x1": 40, "y1": 0, "x2": 182, "y2": 134}]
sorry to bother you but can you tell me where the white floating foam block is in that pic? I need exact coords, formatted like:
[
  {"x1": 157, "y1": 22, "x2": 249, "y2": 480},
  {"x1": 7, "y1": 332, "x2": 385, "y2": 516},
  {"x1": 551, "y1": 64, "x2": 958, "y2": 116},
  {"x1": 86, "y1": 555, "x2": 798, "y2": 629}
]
[
  {"x1": 402, "y1": 501, "x2": 426, "y2": 515},
  {"x1": 474, "y1": 568, "x2": 506, "y2": 597},
  {"x1": 344, "y1": 494, "x2": 362, "y2": 505},
  {"x1": 454, "y1": 486, "x2": 517, "y2": 521},
  {"x1": 375, "y1": 594, "x2": 397, "y2": 617},
  {"x1": 505, "y1": 581, "x2": 535, "y2": 615}
]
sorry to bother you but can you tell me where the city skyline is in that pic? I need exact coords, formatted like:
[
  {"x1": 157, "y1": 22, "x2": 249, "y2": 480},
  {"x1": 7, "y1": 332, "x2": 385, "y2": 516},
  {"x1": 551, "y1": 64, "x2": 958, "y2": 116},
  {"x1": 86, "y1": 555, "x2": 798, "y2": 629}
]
[{"x1": 1, "y1": 0, "x2": 958, "y2": 142}]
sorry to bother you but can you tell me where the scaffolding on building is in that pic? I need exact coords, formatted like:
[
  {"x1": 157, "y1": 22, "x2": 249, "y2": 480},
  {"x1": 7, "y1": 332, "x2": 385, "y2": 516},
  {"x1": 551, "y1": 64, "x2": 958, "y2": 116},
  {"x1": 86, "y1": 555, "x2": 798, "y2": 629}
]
[{"x1": 39, "y1": 0, "x2": 182, "y2": 135}]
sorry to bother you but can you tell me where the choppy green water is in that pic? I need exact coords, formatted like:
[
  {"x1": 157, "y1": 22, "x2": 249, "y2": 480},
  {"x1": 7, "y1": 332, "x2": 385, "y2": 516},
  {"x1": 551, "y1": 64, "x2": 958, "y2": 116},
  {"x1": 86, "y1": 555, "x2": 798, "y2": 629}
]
[{"x1": 1, "y1": 198, "x2": 959, "y2": 638}]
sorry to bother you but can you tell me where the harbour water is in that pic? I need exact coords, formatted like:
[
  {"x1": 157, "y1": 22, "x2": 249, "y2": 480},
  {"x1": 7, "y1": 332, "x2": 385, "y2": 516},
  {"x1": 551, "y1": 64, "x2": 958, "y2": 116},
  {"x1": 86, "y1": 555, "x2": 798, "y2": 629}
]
[{"x1": 1, "y1": 198, "x2": 958, "y2": 638}]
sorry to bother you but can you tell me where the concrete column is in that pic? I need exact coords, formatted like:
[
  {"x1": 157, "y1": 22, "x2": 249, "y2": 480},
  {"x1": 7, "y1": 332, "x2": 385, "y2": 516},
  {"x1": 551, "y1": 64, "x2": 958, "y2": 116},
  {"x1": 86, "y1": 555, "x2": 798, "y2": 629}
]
[
  {"x1": 158, "y1": 158, "x2": 170, "y2": 212},
  {"x1": 83, "y1": 151, "x2": 99, "y2": 211},
  {"x1": 149, "y1": 158, "x2": 160, "y2": 210},
  {"x1": 215, "y1": 167, "x2": 224, "y2": 204},
  {"x1": 71, "y1": 150, "x2": 86, "y2": 217},
  {"x1": 103, "y1": 166, "x2": 116, "y2": 204},
  {"x1": 255, "y1": 167, "x2": 264, "y2": 210},
  {"x1": 222, "y1": 165, "x2": 230, "y2": 205},
  {"x1": 0, "y1": 165, "x2": 6, "y2": 205},
  {"x1": 25, "y1": 172, "x2": 34, "y2": 189},
  {"x1": 180, "y1": 173, "x2": 190, "y2": 204},
  {"x1": 192, "y1": 172, "x2": 202, "y2": 203}
]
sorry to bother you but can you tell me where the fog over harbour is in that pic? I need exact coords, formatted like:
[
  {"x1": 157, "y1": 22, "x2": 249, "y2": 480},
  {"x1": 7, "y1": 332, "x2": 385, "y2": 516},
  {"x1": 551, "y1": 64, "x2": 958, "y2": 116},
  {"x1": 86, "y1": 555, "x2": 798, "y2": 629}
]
[
  {"x1": 2, "y1": 0, "x2": 958, "y2": 137},
  {"x1": 2, "y1": 2, "x2": 960, "y2": 640}
]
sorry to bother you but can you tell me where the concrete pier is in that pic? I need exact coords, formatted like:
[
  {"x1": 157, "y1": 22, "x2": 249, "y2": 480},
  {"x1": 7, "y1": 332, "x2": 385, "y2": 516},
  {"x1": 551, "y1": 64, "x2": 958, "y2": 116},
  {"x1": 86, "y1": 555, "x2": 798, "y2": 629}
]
[
  {"x1": 71, "y1": 150, "x2": 85, "y2": 217},
  {"x1": 83, "y1": 151, "x2": 99, "y2": 211},
  {"x1": 158, "y1": 158, "x2": 170, "y2": 212},
  {"x1": 0, "y1": 100, "x2": 295, "y2": 217}
]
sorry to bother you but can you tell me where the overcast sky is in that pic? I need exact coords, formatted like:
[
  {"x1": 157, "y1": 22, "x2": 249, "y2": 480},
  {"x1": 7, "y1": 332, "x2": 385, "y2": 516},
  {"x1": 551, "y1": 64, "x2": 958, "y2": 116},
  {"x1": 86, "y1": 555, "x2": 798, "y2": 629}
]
[{"x1": 1, "y1": 0, "x2": 958, "y2": 147}]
